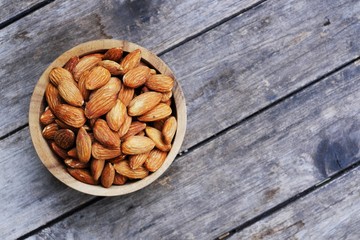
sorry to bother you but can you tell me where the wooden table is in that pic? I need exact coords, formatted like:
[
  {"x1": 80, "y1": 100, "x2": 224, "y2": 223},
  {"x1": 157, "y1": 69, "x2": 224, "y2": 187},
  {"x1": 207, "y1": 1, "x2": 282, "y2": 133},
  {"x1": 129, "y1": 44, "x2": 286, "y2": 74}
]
[{"x1": 1, "y1": 0, "x2": 360, "y2": 239}]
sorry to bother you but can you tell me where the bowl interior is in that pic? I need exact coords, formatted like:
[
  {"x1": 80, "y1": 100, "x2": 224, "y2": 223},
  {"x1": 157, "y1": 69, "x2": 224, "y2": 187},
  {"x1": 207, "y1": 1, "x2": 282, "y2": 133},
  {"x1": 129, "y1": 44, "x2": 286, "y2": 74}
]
[{"x1": 29, "y1": 39, "x2": 186, "y2": 196}]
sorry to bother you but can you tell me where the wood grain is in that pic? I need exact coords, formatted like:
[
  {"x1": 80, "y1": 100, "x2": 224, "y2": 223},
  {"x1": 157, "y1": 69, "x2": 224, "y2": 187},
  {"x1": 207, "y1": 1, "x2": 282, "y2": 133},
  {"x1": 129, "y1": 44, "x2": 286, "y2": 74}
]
[
  {"x1": 232, "y1": 167, "x2": 360, "y2": 239},
  {"x1": 0, "y1": 0, "x2": 43, "y2": 24},
  {"x1": 32, "y1": 58, "x2": 360, "y2": 238},
  {"x1": 0, "y1": 0, "x2": 258, "y2": 138}
]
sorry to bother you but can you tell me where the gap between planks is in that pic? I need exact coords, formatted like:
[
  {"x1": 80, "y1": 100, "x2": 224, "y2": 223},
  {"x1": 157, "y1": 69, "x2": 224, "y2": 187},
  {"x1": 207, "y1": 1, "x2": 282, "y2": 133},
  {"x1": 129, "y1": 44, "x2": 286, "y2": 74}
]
[{"x1": 17, "y1": 55, "x2": 360, "y2": 240}]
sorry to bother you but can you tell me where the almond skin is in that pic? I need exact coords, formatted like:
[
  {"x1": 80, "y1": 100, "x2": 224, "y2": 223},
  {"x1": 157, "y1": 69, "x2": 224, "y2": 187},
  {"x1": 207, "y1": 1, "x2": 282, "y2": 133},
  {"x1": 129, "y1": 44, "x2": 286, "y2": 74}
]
[
  {"x1": 54, "y1": 129, "x2": 75, "y2": 149},
  {"x1": 120, "y1": 49, "x2": 141, "y2": 74},
  {"x1": 138, "y1": 103, "x2": 172, "y2": 122},
  {"x1": 73, "y1": 56, "x2": 102, "y2": 81},
  {"x1": 67, "y1": 148, "x2": 78, "y2": 158},
  {"x1": 64, "y1": 158, "x2": 88, "y2": 169},
  {"x1": 49, "y1": 67, "x2": 74, "y2": 86},
  {"x1": 128, "y1": 92, "x2": 163, "y2": 116},
  {"x1": 101, "y1": 162, "x2": 115, "y2": 188},
  {"x1": 161, "y1": 91, "x2": 173, "y2": 102},
  {"x1": 64, "y1": 56, "x2": 80, "y2": 74},
  {"x1": 153, "y1": 118, "x2": 168, "y2": 131},
  {"x1": 145, "y1": 126, "x2": 171, "y2": 152},
  {"x1": 121, "y1": 121, "x2": 146, "y2": 140},
  {"x1": 117, "y1": 114, "x2": 132, "y2": 138},
  {"x1": 45, "y1": 83, "x2": 62, "y2": 111},
  {"x1": 129, "y1": 152, "x2": 149, "y2": 169},
  {"x1": 85, "y1": 66, "x2": 111, "y2": 90},
  {"x1": 122, "y1": 136, "x2": 155, "y2": 155},
  {"x1": 113, "y1": 173, "x2": 127, "y2": 185},
  {"x1": 106, "y1": 99, "x2": 126, "y2": 132},
  {"x1": 78, "y1": 70, "x2": 91, "y2": 101},
  {"x1": 42, "y1": 123, "x2": 59, "y2": 140},
  {"x1": 113, "y1": 161, "x2": 149, "y2": 179},
  {"x1": 50, "y1": 141, "x2": 68, "y2": 159},
  {"x1": 92, "y1": 142, "x2": 121, "y2": 160},
  {"x1": 91, "y1": 159, "x2": 105, "y2": 181},
  {"x1": 145, "y1": 149, "x2": 168, "y2": 172},
  {"x1": 40, "y1": 107, "x2": 55, "y2": 125},
  {"x1": 67, "y1": 168, "x2": 98, "y2": 185},
  {"x1": 57, "y1": 79, "x2": 84, "y2": 107},
  {"x1": 103, "y1": 47, "x2": 123, "y2": 62},
  {"x1": 93, "y1": 119, "x2": 120, "y2": 148},
  {"x1": 108, "y1": 154, "x2": 127, "y2": 164},
  {"x1": 76, "y1": 127, "x2": 92, "y2": 163},
  {"x1": 162, "y1": 116, "x2": 177, "y2": 144},
  {"x1": 55, "y1": 119, "x2": 77, "y2": 132},
  {"x1": 54, "y1": 104, "x2": 86, "y2": 128},
  {"x1": 145, "y1": 74, "x2": 174, "y2": 92},
  {"x1": 118, "y1": 85, "x2": 134, "y2": 107},
  {"x1": 98, "y1": 60, "x2": 123, "y2": 75},
  {"x1": 123, "y1": 66, "x2": 151, "y2": 88}
]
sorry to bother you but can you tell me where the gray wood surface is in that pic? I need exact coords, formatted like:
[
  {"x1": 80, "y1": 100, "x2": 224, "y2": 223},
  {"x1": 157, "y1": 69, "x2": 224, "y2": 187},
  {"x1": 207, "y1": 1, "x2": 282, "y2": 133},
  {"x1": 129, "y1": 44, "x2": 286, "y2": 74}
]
[
  {"x1": 0, "y1": 0, "x2": 43, "y2": 24},
  {"x1": 31, "y1": 59, "x2": 360, "y2": 239},
  {"x1": 0, "y1": 0, "x2": 258, "y2": 138},
  {"x1": 232, "y1": 167, "x2": 360, "y2": 240}
]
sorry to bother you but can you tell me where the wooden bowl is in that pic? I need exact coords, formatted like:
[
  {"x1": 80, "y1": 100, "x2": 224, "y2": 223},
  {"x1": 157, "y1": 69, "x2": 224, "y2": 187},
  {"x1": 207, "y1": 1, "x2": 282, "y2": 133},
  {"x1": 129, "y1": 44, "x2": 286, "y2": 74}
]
[{"x1": 29, "y1": 39, "x2": 186, "y2": 196}]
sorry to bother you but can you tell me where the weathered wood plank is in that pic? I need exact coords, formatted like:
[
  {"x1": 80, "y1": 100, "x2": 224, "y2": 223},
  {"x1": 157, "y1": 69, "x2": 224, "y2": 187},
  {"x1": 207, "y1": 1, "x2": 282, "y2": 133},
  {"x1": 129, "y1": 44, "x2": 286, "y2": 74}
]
[
  {"x1": 231, "y1": 167, "x2": 360, "y2": 239},
  {"x1": 0, "y1": 0, "x2": 259, "y2": 138},
  {"x1": 31, "y1": 59, "x2": 360, "y2": 238},
  {"x1": 0, "y1": 0, "x2": 43, "y2": 24}
]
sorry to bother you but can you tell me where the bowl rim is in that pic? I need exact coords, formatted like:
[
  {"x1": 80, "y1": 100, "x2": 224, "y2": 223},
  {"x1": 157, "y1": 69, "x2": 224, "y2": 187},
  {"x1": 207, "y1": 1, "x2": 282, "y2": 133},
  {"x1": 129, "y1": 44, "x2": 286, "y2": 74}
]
[{"x1": 29, "y1": 39, "x2": 187, "y2": 196}]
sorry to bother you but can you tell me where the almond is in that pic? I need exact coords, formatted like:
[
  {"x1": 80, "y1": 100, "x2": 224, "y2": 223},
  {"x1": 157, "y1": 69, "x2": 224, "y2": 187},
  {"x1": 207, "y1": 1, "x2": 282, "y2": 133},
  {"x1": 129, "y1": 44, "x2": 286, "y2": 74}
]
[
  {"x1": 120, "y1": 49, "x2": 141, "y2": 74},
  {"x1": 118, "y1": 85, "x2": 134, "y2": 106},
  {"x1": 54, "y1": 104, "x2": 86, "y2": 128},
  {"x1": 141, "y1": 86, "x2": 150, "y2": 93},
  {"x1": 54, "y1": 129, "x2": 75, "y2": 149},
  {"x1": 145, "y1": 74, "x2": 174, "y2": 92},
  {"x1": 50, "y1": 141, "x2": 68, "y2": 159},
  {"x1": 85, "y1": 78, "x2": 121, "y2": 119},
  {"x1": 153, "y1": 118, "x2": 168, "y2": 131},
  {"x1": 106, "y1": 99, "x2": 126, "y2": 132},
  {"x1": 85, "y1": 66, "x2": 111, "y2": 90},
  {"x1": 49, "y1": 67, "x2": 74, "y2": 86},
  {"x1": 121, "y1": 121, "x2": 146, "y2": 140},
  {"x1": 117, "y1": 114, "x2": 132, "y2": 138},
  {"x1": 123, "y1": 66, "x2": 151, "y2": 88},
  {"x1": 98, "y1": 60, "x2": 123, "y2": 75},
  {"x1": 122, "y1": 136, "x2": 155, "y2": 155},
  {"x1": 145, "y1": 149, "x2": 168, "y2": 172},
  {"x1": 42, "y1": 123, "x2": 59, "y2": 139},
  {"x1": 113, "y1": 173, "x2": 127, "y2": 185},
  {"x1": 128, "y1": 92, "x2": 162, "y2": 116},
  {"x1": 64, "y1": 158, "x2": 88, "y2": 169},
  {"x1": 91, "y1": 159, "x2": 105, "y2": 181},
  {"x1": 108, "y1": 154, "x2": 127, "y2": 164},
  {"x1": 40, "y1": 107, "x2": 55, "y2": 125},
  {"x1": 67, "y1": 168, "x2": 97, "y2": 185},
  {"x1": 78, "y1": 70, "x2": 91, "y2": 101},
  {"x1": 145, "y1": 126, "x2": 171, "y2": 152},
  {"x1": 162, "y1": 116, "x2": 177, "y2": 144},
  {"x1": 137, "y1": 130, "x2": 145, "y2": 136},
  {"x1": 84, "y1": 53, "x2": 104, "y2": 59},
  {"x1": 103, "y1": 47, "x2": 123, "y2": 62},
  {"x1": 45, "y1": 83, "x2": 62, "y2": 111},
  {"x1": 55, "y1": 119, "x2": 77, "y2": 132},
  {"x1": 64, "y1": 56, "x2": 80, "y2": 73},
  {"x1": 76, "y1": 127, "x2": 92, "y2": 163},
  {"x1": 129, "y1": 152, "x2": 149, "y2": 169},
  {"x1": 164, "y1": 99, "x2": 172, "y2": 106},
  {"x1": 57, "y1": 79, "x2": 84, "y2": 107},
  {"x1": 67, "y1": 148, "x2": 78, "y2": 158},
  {"x1": 93, "y1": 119, "x2": 120, "y2": 148},
  {"x1": 73, "y1": 56, "x2": 102, "y2": 81},
  {"x1": 101, "y1": 162, "x2": 115, "y2": 188},
  {"x1": 92, "y1": 142, "x2": 121, "y2": 160},
  {"x1": 113, "y1": 161, "x2": 149, "y2": 179},
  {"x1": 161, "y1": 91, "x2": 172, "y2": 102},
  {"x1": 150, "y1": 69, "x2": 157, "y2": 75},
  {"x1": 138, "y1": 103, "x2": 172, "y2": 122}
]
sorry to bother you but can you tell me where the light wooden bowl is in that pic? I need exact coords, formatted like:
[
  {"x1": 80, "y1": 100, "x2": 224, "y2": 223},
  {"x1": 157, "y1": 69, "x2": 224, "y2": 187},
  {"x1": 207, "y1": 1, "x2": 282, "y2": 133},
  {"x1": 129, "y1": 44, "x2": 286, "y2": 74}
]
[{"x1": 29, "y1": 39, "x2": 186, "y2": 196}]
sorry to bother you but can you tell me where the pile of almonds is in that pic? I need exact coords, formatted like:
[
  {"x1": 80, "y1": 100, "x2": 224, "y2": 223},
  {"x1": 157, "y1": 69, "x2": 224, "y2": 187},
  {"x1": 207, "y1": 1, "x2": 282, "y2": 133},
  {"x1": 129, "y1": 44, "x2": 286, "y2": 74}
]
[{"x1": 40, "y1": 47, "x2": 177, "y2": 188}]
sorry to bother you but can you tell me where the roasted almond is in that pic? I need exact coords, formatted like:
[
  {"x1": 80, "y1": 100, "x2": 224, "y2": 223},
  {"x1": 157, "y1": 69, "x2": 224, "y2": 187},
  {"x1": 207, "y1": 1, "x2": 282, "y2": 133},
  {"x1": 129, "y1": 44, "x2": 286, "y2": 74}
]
[
  {"x1": 76, "y1": 127, "x2": 92, "y2": 163},
  {"x1": 85, "y1": 66, "x2": 111, "y2": 90},
  {"x1": 113, "y1": 161, "x2": 149, "y2": 179},
  {"x1": 150, "y1": 69, "x2": 157, "y2": 75},
  {"x1": 164, "y1": 99, "x2": 172, "y2": 106},
  {"x1": 108, "y1": 154, "x2": 127, "y2": 164},
  {"x1": 42, "y1": 123, "x2": 59, "y2": 139},
  {"x1": 145, "y1": 149, "x2": 168, "y2": 172},
  {"x1": 73, "y1": 56, "x2": 102, "y2": 81},
  {"x1": 67, "y1": 168, "x2": 97, "y2": 185},
  {"x1": 78, "y1": 70, "x2": 91, "y2": 101},
  {"x1": 161, "y1": 91, "x2": 172, "y2": 102},
  {"x1": 117, "y1": 114, "x2": 132, "y2": 138},
  {"x1": 64, "y1": 56, "x2": 80, "y2": 74},
  {"x1": 92, "y1": 142, "x2": 121, "y2": 160},
  {"x1": 50, "y1": 141, "x2": 68, "y2": 159},
  {"x1": 98, "y1": 60, "x2": 123, "y2": 75},
  {"x1": 45, "y1": 83, "x2": 62, "y2": 111},
  {"x1": 113, "y1": 173, "x2": 127, "y2": 185},
  {"x1": 54, "y1": 104, "x2": 86, "y2": 128},
  {"x1": 129, "y1": 152, "x2": 149, "y2": 169},
  {"x1": 93, "y1": 119, "x2": 120, "y2": 148},
  {"x1": 67, "y1": 148, "x2": 78, "y2": 158},
  {"x1": 121, "y1": 121, "x2": 146, "y2": 140},
  {"x1": 128, "y1": 92, "x2": 162, "y2": 116},
  {"x1": 120, "y1": 49, "x2": 141, "y2": 74},
  {"x1": 145, "y1": 74, "x2": 174, "y2": 92},
  {"x1": 54, "y1": 129, "x2": 75, "y2": 149},
  {"x1": 91, "y1": 158, "x2": 105, "y2": 181},
  {"x1": 162, "y1": 116, "x2": 177, "y2": 144},
  {"x1": 84, "y1": 53, "x2": 104, "y2": 59},
  {"x1": 106, "y1": 99, "x2": 126, "y2": 132},
  {"x1": 49, "y1": 67, "x2": 74, "y2": 86},
  {"x1": 55, "y1": 119, "x2": 77, "y2": 132},
  {"x1": 137, "y1": 130, "x2": 145, "y2": 136},
  {"x1": 64, "y1": 158, "x2": 88, "y2": 169},
  {"x1": 122, "y1": 136, "x2": 155, "y2": 155},
  {"x1": 57, "y1": 79, "x2": 84, "y2": 107},
  {"x1": 152, "y1": 118, "x2": 168, "y2": 131},
  {"x1": 40, "y1": 107, "x2": 55, "y2": 125},
  {"x1": 101, "y1": 162, "x2": 115, "y2": 188},
  {"x1": 103, "y1": 47, "x2": 123, "y2": 62},
  {"x1": 123, "y1": 66, "x2": 150, "y2": 88},
  {"x1": 145, "y1": 126, "x2": 171, "y2": 152},
  {"x1": 118, "y1": 85, "x2": 134, "y2": 106},
  {"x1": 138, "y1": 103, "x2": 172, "y2": 122}
]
